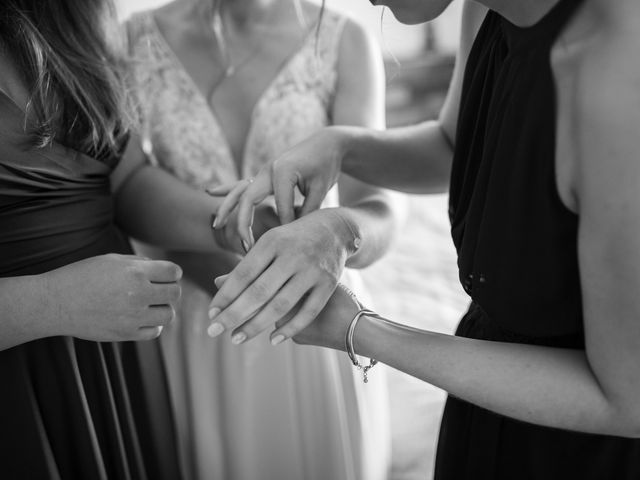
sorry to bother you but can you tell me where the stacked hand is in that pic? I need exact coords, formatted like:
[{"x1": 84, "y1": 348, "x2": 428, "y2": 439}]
[
  {"x1": 212, "y1": 275, "x2": 362, "y2": 352},
  {"x1": 205, "y1": 127, "x2": 355, "y2": 345},
  {"x1": 292, "y1": 282, "x2": 362, "y2": 351},
  {"x1": 208, "y1": 127, "x2": 347, "y2": 248},
  {"x1": 206, "y1": 208, "x2": 352, "y2": 346},
  {"x1": 210, "y1": 202, "x2": 281, "y2": 254}
]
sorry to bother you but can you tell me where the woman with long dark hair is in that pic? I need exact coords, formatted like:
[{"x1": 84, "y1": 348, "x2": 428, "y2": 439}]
[
  {"x1": 0, "y1": 1, "x2": 242, "y2": 477},
  {"x1": 212, "y1": 0, "x2": 640, "y2": 478}
]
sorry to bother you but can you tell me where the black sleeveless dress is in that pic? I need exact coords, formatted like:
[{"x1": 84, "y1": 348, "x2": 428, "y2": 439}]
[
  {"x1": 435, "y1": 1, "x2": 640, "y2": 478},
  {"x1": 0, "y1": 93, "x2": 182, "y2": 479}
]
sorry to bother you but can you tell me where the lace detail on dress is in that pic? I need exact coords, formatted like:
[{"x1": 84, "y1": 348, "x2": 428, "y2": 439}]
[{"x1": 126, "y1": 8, "x2": 347, "y2": 189}]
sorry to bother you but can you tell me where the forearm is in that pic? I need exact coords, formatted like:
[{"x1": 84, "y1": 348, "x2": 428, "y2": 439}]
[
  {"x1": 0, "y1": 275, "x2": 51, "y2": 350},
  {"x1": 355, "y1": 316, "x2": 637, "y2": 437},
  {"x1": 115, "y1": 165, "x2": 224, "y2": 252},
  {"x1": 325, "y1": 195, "x2": 400, "y2": 269},
  {"x1": 336, "y1": 121, "x2": 454, "y2": 194}
]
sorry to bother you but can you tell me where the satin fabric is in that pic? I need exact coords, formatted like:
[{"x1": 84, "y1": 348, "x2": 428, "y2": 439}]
[{"x1": 0, "y1": 92, "x2": 181, "y2": 479}]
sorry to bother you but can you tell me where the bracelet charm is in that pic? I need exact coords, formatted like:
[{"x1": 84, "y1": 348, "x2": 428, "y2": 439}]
[{"x1": 345, "y1": 307, "x2": 378, "y2": 383}]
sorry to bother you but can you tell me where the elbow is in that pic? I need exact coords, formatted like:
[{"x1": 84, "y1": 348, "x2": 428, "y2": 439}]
[
  {"x1": 617, "y1": 415, "x2": 640, "y2": 439},
  {"x1": 603, "y1": 403, "x2": 640, "y2": 438}
]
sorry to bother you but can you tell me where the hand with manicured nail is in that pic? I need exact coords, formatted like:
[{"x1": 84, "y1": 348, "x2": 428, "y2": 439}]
[
  {"x1": 46, "y1": 254, "x2": 182, "y2": 342},
  {"x1": 208, "y1": 127, "x2": 347, "y2": 249},
  {"x1": 210, "y1": 273, "x2": 300, "y2": 346},
  {"x1": 205, "y1": 208, "x2": 354, "y2": 345},
  {"x1": 209, "y1": 197, "x2": 281, "y2": 254}
]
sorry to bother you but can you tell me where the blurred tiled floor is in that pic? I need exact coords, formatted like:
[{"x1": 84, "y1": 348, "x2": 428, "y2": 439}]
[{"x1": 361, "y1": 194, "x2": 468, "y2": 480}]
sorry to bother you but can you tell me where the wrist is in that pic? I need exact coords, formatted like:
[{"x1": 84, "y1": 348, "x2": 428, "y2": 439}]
[
  {"x1": 23, "y1": 273, "x2": 58, "y2": 340},
  {"x1": 331, "y1": 125, "x2": 374, "y2": 178},
  {"x1": 353, "y1": 313, "x2": 389, "y2": 361},
  {"x1": 323, "y1": 208, "x2": 362, "y2": 259}
]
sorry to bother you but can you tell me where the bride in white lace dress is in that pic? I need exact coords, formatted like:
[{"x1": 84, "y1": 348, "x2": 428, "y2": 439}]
[{"x1": 126, "y1": 1, "x2": 401, "y2": 478}]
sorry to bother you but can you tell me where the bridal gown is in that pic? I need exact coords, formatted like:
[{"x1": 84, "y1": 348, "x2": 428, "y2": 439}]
[
  {"x1": 0, "y1": 91, "x2": 181, "y2": 479},
  {"x1": 127, "y1": 9, "x2": 390, "y2": 480}
]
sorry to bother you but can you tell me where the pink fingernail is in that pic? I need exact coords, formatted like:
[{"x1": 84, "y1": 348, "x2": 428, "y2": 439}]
[
  {"x1": 241, "y1": 240, "x2": 249, "y2": 253},
  {"x1": 232, "y1": 332, "x2": 247, "y2": 345},
  {"x1": 271, "y1": 335, "x2": 286, "y2": 346},
  {"x1": 207, "y1": 322, "x2": 224, "y2": 338},
  {"x1": 208, "y1": 307, "x2": 221, "y2": 320}
]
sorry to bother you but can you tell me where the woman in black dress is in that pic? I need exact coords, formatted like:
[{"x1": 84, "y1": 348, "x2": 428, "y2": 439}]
[
  {"x1": 0, "y1": 1, "x2": 249, "y2": 478},
  {"x1": 210, "y1": 0, "x2": 640, "y2": 478}
]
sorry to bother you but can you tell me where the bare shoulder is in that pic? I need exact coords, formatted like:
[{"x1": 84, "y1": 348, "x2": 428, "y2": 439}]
[
  {"x1": 568, "y1": 0, "x2": 640, "y2": 209},
  {"x1": 337, "y1": 15, "x2": 379, "y2": 69},
  {"x1": 333, "y1": 13, "x2": 384, "y2": 116},
  {"x1": 461, "y1": 0, "x2": 489, "y2": 50},
  {"x1": 326, "y1": 8, "x2": 384, "y2": 127}
]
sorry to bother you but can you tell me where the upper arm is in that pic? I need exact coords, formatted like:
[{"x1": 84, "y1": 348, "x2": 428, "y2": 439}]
[
  {"x1": 438, "y1": 0, "x2": 488, "y2": 145},
  {"x1": 332, "y1": 17, "x2": 389, "y2": 207},
  {"x1": 576, "y1": 25, "x2": 640, "y2": 416},
  {"x1": 110, "y1": 131, "x2": 147, "y2": 194},
  {"x1": 332, "y1": 17, "x2": 385, "y2": 131}
]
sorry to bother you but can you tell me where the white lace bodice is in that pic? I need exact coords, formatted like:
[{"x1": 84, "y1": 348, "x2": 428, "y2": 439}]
[{"x1": 126, "y1": 9, "x2": 347, "y2": 191}]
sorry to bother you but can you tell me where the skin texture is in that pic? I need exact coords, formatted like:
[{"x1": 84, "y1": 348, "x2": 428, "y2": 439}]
[
  {"x1": 218, "y1": 0, "x2": 640, "y2": 438},
  {"x1": 0, "y1": 35, "x2": 235, "y2": 349},
  {"x1": 202, "y1": 0, "x2": 403, "y2": 345},
  {"x1": 0, "y1": 255, "x2": 183, "y2": 350}
]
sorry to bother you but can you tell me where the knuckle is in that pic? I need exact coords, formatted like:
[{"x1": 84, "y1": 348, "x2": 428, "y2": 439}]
[
  {"x1": 127, "y1": 264, "x2": 145, "y2": 281},
  {"x1": 125, "y1": 289, "x2": 140, "y2": 306},
  {"x1": 259, "y1": 229, "x2": 279, "y2": 246},
  {"x1": 250, "y1": 282, "x2": 271, "y2": 302},
  {"x1": 302, "y1": 303, "x2": 323, "y2": 321},
  {"x1": 234, "y1": 265, "x2": 253, "y2": 283},
  {"x1": 271, "y1": 297, "x2": 293, "y2": 316},
  {"x1": 105, "y1": 253, "x2": 121, "y2": 262}
]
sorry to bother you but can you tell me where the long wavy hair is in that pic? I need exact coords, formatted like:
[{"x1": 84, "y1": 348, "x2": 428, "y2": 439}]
[{"x1": 0, "y1": 0, "x2": 130, "y2": 156}]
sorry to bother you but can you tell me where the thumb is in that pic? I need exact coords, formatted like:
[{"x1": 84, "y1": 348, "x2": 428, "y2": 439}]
[
  {"x1": 298, "y1": 185, "x2": 327, "y2": 218},
  {"x1": 273, "y1": 173, "x2": 298, "y2": 224}
]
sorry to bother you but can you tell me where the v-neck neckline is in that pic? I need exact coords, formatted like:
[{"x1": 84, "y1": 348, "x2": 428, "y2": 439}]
[{"x1": 148, "y1": 12, "x2": 316, "y2": 179}]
